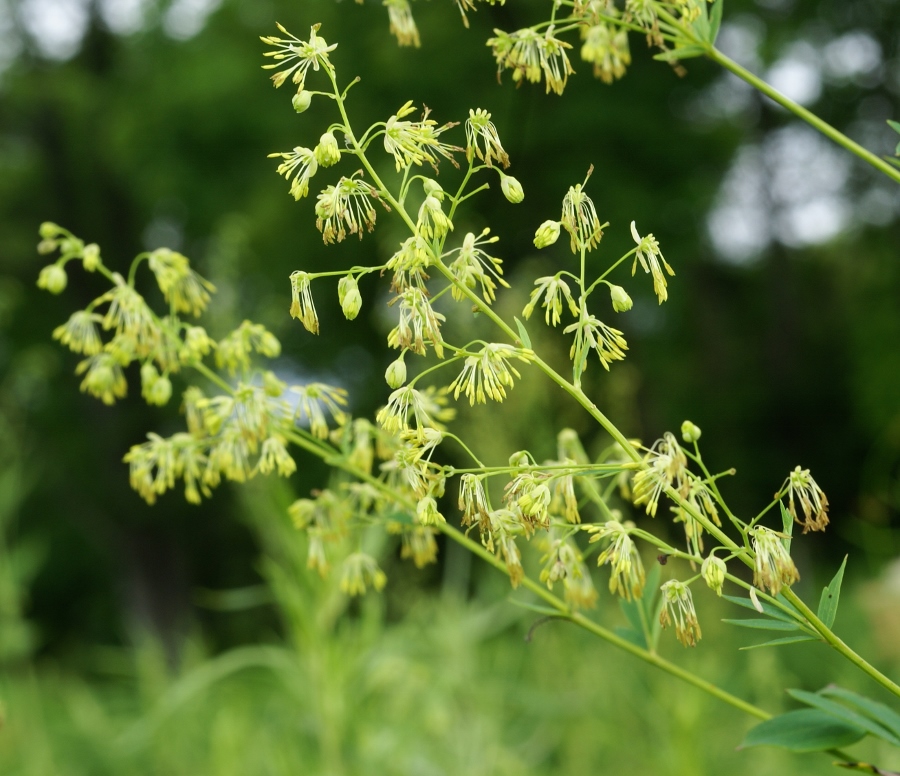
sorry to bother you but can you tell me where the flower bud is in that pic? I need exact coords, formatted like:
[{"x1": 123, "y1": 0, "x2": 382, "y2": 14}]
[
  {"x1": 533, "y1": 220, "x2": 561, "y2": 249},
  {"x1": 500, "y1": 174, "x2": 524, "y2": 203},
  {"x1": 292, "y1": 90, "x2": 312, "y2": 113},
  {"x1": 385, "y1": 357, "x2": 407, "y2": 389},
  {"x1": 701, "y1": 555, "x2": 726, "y2": 596},
  {"x1": 39, "y1": 221, "x2": 61, "y2": 240},
  {"x1": 82, "y1": 243, "x2": 101, "y2": 272},
  {"x1": 681, "y1": 420, "x2": 702, "y2": 443},
  {"x1": 422, "y1": 178, "x2": 444, "y2": 201},
  {"x1": 148, "y1": 375, "x2": 173, "y2": 406},
  {"x1": 338, "y1": 275, "x2": 362, "y2": 320},
  {"x1": 314, "y1": 131, "x2": 341, "y2": 167},
  {"x1": 263, "y1": 370, "x2": 287, "y2": 397},
  {"x1": 608, "y1": 284, "x2": 633, "y2": 313},
  {"x1": 37, "y1": 264, "x2": 67, "y2": 294},
  {"x1": 508, "y1": 450, "x2": 530, "y2": 468}
]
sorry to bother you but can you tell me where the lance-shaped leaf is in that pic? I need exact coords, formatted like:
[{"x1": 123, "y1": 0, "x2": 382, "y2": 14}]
[
  {"x1": 788, "y1": 689, "x2": 900, "y2": 747},
  {"x1": 820, "y1": 686, "x2": 900, "y2": 742},
  {"x1": 741, "y1": 709, "x2": 866, "y2": 752},
  {"x1": 817, "y1": 555, "x2": 847, "y2": 629}
]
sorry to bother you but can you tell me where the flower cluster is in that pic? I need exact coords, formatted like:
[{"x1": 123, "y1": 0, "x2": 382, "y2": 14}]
[
  {"x1": 449, "y1": 344, "x2": 534, "y2": 405},
  {"x1": 383, "y1": 101, "x2": 460, "y2": 171},
  {"x1": 487, "y1": 27, "x2": 575, "y2": 95},
  {"x1": 587, "y1": 520, "x2": 645, "y2": 600},
  {"x1": 261, "y1": 23, "x2": 337, "y2": 90},
  {"x1": 783, "y1": 465, "x2": 829, "y2": 533},
  {"x1": 660, "y1": 580, "x2": 702, "y2": 647}
]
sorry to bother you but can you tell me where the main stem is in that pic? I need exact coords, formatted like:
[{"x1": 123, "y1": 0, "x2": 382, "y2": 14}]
[{"x1": 707, "y1": 47, "x2": 900, "y2": 186}]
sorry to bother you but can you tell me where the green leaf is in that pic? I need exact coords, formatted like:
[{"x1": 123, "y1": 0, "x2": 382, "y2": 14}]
[
  {"x1": 722, "y1": 594, "x2": 804, "y2": 625},
  {"x1": 513, "y1": 316, "x2": 532, "y2": 349},
  {"x1": 889, "y1": 120, "x2": 900, "y2": 154},
  {"x1": 722, "y1": 618, "x2": 801, "y2": 631},
  {"x1": 614, "y1": 625, "x2": 647, "y2": 650},
  {"x1": 780, "y1": 502, "x2": 794, "y2": 554},
  {"x1": 620, "y1": 597, "x2": 642, "y2": 632},
  {"x1": 739, "y1": 635, "x2": 819, "y2": 650},
  {"x1": 653, "y1": 45, "x2": 708, "y2": 62},
  {"x1": 789, "y1": 690, "x2": 900, "y2": 747},
  {"x1": 820, "y1": 687, "x2": 900, "y2": 741},
  {"x1": 708, "y1": 0, "x2": 724, "y2": 45},
  {"x1": 741, "y1": 709, "x2": 866, "y2": 752},
  {"x1": 817, "y1": 555, "x2": 847, "y2": 629}
]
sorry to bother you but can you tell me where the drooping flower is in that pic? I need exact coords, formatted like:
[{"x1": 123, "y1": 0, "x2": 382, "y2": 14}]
[
  {"x1": 148, "y1": 248, "x2": 216, "y2": 316},
  {"x1": 660, "y1": 579, "x2": 702, "y2": 646},
  {"x1": 416, "y1": 195, "x2": 453, "y2": 241},
  {"x1": 315, "y1": 175, "x2": 383, "y2": 244},
  {"x1": 587, "y1": 520, "x2": 645, "y2": 600},
  {"x1": 580, "y1": 23, "x2": 631, "y2": 84},
  {"x1": 751, "y1": 526, "x2": 800, "y2": 596},
  {"x1": 449, "y1": 343, "x2": 533, "y2": 405},
  {"x1": 631, "y1": 221, "x2": 674, "y2": 304},
  {"x1": 487, "y1": 26, "x2": 575, "y2": 95},
  {"x1": 561, "y1": 175, "x2": 604, "y2": 253},
  {"x1": 631, "y1": 432, "x2": 688, "y2": 517},
  {"x1": 340, "y1": 553, "x2": 387, "y2": 596},
  {"x1": 387, "y1": 287, "x2": 446, "y2": 358},
  {"x1": 565, "y1": 311, "x2": 628, "y2": 373},
  {"x1": 260, "y1": 23, "x2": 337, "y2": 89},
  {"x1": 385, "y1": 0, "x2": 420, "y2": 47},
  {"x1": 53, "y1": 310, "x2": 103, "y2": 355},
  {"x1": 782, "y1": 465, "x2": 829, "y2": 533},
  {"x1": 383, "y1": 101, "x2": 460, "y2": 170},
  {"x1": 465, "y1": 108, "x2": 510, "y2": 168},
  {"x1": 291, "y1": 382, "x2": 349, "y2": 439},
  {"x1": 269, "y1": 146, "x2": 318, "y2": 200},
  {"x1": 522, "y1": 275, "x2": 579, "y2": 326},
  {"x1": 448, "y1": 230, "x2": 509, "y2": 304}
]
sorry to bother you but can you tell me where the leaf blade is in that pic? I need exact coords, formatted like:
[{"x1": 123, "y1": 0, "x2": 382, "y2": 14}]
[
  {"x1": 742, "y1": 709, "x2": 866, "y2": 752},
  {"x1": 817, "y1": 555, "x2": 847, "y2": 629}
]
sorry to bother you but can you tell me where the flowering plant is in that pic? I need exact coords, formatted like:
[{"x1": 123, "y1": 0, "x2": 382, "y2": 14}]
[{"x1": 35, "y1": 4, "x2": 900, "y2": 770}]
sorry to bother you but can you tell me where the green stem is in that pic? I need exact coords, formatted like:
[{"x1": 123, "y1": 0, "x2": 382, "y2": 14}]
[
  {"x1": 707, "y1": 47, "x2": 900, "y2": 186},
  {"x1": 781, "y1": 587, "x2": 900, "y2": 698},
  {"x1": 438, "y1": 520, "x2": 770, "y2": 721}
]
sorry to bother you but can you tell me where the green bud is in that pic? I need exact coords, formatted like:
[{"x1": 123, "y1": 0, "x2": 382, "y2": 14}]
[
  {"x1": 292, "y1": 90, "x2": 312, "y2": 113},
  {"x1": 314, "y1": 131, "x2": 341, "y2": 167},
  {"x1": 39, "y1": 221, "x2": 61, "y2": 240},
  {"x1": 609, "y1": 284, "x2": 633, "y2": 312},
  {"x1": 385, "y1": 357, "x2": 407, "y2": 389},
  {"x1": 500, "y1": 174, "x2": 524, "y2": 204},
  {"x1": 533, "y1": 220, "x2": 560, "y2": 249},
  {"x1": 37, "y1": 239, "x2": 57, "y2": 255},
  {"x1": 701, "y1": 555, "x2": 726, "y2": 596},
  {"x1": 681, "y1": 420, "x2": 702, "y2": 443},
  {"x1": 148, "y1": 375, "x2": 173, "y2": 406},
  {"x1": 422, "y1": 178, "x2": 444, "y2": 201},
  {"x1": 37, "y1": 264, "x2": 67, "y2": 294},
  {"x1": 263, "y1": 370, "x2": 287, "y2": 397},
  {"x1": 82, "y1": 243, "x2": 101, "y2": 272},
  {"x1": 338, "y1": 275, "x2": 362, "y2": 320},
  {"x1": 508, "y1": 450, "x2": 530, "y2": 468}
]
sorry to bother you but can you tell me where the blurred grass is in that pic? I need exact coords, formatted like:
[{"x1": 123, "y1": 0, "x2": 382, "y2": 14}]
[{"x1": 2, "y1": 477, "x2": 900, "y2": 776}]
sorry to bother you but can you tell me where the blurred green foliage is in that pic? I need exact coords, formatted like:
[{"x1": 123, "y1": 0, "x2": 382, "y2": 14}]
[{"x1": 1, "y1": 0, "x2": 900, "y2": 771}]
